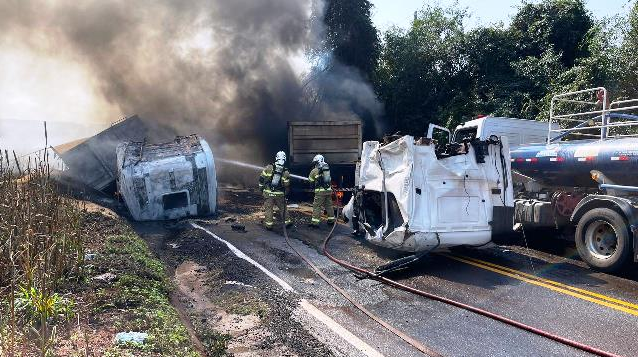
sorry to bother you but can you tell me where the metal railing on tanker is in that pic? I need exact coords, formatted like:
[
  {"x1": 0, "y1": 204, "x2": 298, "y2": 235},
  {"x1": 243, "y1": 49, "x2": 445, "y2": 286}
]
[{"x1": 549, "y1": 87, "x2": 638, "y2": 143}]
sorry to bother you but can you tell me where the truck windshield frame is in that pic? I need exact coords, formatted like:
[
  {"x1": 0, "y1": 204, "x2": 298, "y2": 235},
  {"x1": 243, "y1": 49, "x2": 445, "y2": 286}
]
[{"x1": 453, "y1": 126, "x2": 478, "y2": 143}]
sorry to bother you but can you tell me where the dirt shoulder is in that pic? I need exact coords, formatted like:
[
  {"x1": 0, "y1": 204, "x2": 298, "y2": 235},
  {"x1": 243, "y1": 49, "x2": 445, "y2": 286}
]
[{"x1": 132, "y1": 217, "x2": 335, "y2": 357}]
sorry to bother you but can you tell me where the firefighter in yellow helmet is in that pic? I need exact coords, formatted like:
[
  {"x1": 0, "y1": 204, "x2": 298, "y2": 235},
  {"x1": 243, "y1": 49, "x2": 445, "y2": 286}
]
[
  {"x1": 259, "y1": 151, "x2": 292, "y2": 230},
  {"x1": 308, "y1": 154, "x2": 334, "y2": 227}
]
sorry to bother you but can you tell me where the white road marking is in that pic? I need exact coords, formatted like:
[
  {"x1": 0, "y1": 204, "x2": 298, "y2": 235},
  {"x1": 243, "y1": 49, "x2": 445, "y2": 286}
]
[
  {"x1": 190, "y1": 222, "x2": 295, "y2": 292},
  {"x1": 300, "y1": 299, "x2": 385, "y2": 357},
  {"x1": 191, "y1": 222, "x2": 385, "y2": 357}
]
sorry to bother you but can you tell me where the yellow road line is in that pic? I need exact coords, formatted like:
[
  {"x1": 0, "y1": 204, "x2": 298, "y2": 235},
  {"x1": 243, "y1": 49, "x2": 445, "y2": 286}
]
[
  {"x1": 456, "y1": 254, "x2": 638, "y2": 311},
  {"x1": 443, "y1": 254, "x2": 638, "y2": 317}
]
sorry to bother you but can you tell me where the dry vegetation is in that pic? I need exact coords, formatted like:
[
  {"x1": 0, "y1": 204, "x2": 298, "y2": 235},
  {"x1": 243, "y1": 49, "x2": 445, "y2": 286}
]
[
  {"x1": 0, "y1": 149, "x2": 198, "y2": 356},
  {"x1": 0, "y1": 149, "x2": 85, "y2": 356}
]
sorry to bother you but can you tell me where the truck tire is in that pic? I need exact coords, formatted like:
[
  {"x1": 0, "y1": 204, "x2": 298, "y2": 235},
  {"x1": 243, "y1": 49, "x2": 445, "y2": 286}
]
[{"x1": 575, "y1": 208, "x2": 631, "y2": 272}]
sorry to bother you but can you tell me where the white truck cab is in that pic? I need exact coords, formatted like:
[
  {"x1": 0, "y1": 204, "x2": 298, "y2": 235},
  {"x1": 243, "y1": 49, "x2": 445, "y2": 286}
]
[
  {"x1": 453, "y1": 116, "x2": 557, "y2": 147},
  {"x1": 344, "y1": 133, "x2": 514, "y2": 253}
]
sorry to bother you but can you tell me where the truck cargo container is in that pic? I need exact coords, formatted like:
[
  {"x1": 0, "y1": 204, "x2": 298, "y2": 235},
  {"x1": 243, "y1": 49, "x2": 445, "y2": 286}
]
[
  {"x1": 288, "y1": 120, "x2": 362, "y2": 190},
  {"x1": 58, "y1": 115, "x2": 152, "y2": 192},
  {"x1": 453, "y1": 116, "x2": 558, "y2": 147}
]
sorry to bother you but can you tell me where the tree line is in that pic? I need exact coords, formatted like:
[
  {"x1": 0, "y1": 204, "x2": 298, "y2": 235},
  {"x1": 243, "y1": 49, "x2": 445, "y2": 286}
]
[{"x1": 323, "y1": 0, "x2": 638, "y2": 136}]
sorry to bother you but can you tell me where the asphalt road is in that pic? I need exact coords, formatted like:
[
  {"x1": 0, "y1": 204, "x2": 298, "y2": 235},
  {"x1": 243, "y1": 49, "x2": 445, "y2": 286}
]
[{"x1": 170, "y1": 194, "x2": 638, "y2": 357}]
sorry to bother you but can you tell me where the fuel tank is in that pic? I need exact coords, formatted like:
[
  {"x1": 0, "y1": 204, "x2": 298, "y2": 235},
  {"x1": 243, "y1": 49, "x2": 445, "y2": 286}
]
[{"x1": 510, "y1": 138, "x2": 638, "y2": 187}]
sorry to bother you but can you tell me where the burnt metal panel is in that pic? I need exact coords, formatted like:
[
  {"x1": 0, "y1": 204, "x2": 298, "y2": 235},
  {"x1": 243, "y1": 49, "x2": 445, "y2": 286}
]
[
  {"x1": 185, "y1": 154, "x2": 210, "y2": 215},
  {"x1": 59, "y1": 115, "x2": 152, "y2": 191},
  {"x1": 288, "y1": 121, "x2": 362, "y2": 165},
  {"x1": 133, "y1": 177, "x2": 148, "y2": 209},
  {"x1": 195, "y1": 167, "x2": 210, "y2": 214}
]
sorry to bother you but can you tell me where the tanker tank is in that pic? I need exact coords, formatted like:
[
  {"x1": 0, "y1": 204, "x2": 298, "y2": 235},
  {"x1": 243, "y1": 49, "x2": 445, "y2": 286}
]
[{"x1": 510, "y1": 138, "x2": 638, "y2": 188}]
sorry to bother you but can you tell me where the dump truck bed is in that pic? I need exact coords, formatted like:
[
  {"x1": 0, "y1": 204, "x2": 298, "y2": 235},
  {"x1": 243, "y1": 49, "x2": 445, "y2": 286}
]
[{"x1": 288, "y1": 121, "x2": 362, "y2": 165}]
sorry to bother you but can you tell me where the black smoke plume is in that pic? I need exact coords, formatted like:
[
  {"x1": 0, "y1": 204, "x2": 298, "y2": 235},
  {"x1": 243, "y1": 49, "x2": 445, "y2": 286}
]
[{"x1": 0, "y1": 0, "x2": 382, "y2": 176}]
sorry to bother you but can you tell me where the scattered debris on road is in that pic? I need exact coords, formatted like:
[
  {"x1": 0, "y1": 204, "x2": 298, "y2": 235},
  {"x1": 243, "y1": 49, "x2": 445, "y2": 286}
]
[{"x1": 231, "y1": 223, "x2": 247, "y2": 232}]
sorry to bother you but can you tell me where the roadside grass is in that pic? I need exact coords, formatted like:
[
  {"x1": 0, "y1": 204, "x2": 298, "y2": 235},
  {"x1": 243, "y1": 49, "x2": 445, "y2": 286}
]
[
  {"x1": 197, "y1": 329, "x2": 231, "y2": 357},
  {"x1": 90, "y1": 231, "x2": 200, "y2": 357}
]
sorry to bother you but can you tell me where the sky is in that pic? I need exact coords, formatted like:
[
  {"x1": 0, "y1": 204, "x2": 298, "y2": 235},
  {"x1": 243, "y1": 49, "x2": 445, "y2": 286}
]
[{"x1": 372, "y1": 0, "x2": 635, "y2": 31}]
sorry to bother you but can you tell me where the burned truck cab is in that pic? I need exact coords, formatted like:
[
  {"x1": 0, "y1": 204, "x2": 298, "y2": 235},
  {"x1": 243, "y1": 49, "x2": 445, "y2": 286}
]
[
  {"x1": 344, "y1": 135, "x2": 514, "y2": 253},
  {"x1": 116, "y1": 135, "x2": 217, "y2": 221}
]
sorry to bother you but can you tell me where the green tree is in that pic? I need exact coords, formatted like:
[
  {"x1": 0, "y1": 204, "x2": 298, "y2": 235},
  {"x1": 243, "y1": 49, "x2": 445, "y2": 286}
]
[
  {"x1": 510, "y1": 0, "x2": 593, "y2": 67},
  {"x1": 323, "y1": 0, "x2": 380, "y2": 79},
  {"x1": 375, "y1": 5, "x2": 472, "y2": 134},
  {"x1": 619, "y1": 2, "x2": 638, "y2": 98},
  {"x1": 539, "y1": 21, "x2": 622, "y2": 115},
  {"x1": 373, "y1": 0, "x2": 619, "y2": 134},
  {"x1": 469, "y1": 0, "x2": 596, "y2": 120},
  {"x1": 466, "y1": 26, "x2": 523, "y2": 117}
]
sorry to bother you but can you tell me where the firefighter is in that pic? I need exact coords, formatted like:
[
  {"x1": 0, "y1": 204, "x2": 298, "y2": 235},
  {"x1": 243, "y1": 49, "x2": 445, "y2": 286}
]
[
  {"x1": 259, "y1": 151, "x2": 292, "y2": 230},
  {"x1": 308, "y1": 154, "x2": 334, "y2": 227}
]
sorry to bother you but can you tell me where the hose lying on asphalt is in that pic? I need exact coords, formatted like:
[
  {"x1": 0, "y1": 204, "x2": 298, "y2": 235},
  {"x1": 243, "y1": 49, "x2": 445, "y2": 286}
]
[
  {"x1": 282, "y1": 208, "x2": 443, "y2": 357},
  {"x1": 317, "y1": 208, "x2": 623, "y2": 357}
]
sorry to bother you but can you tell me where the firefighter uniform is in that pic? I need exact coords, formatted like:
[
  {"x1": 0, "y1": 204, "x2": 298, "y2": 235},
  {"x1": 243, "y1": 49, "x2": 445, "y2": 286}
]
[
  {"x1": 259, "y1": 163, "x2": 291, "y2": 229},
  {"x1": 308, "y1": 161, "x2": 334, "y2": 226}
]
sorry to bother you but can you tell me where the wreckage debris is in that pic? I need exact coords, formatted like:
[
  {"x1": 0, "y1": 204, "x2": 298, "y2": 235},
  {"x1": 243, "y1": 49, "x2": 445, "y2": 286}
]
[
  {"x1": 231, "y1": 223, "x2": 246, "y2": 232},
  {"x1": 56, "y1": 115, "x2": 153, "y2": 191},
  {"x1": 117, "y1": 134, "x2": 217, "y2": 221}
]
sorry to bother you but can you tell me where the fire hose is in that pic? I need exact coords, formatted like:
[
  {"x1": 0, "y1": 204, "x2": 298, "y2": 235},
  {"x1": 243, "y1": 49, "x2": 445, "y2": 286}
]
[{"x1": 283, "y1": 205, "x2": 623, "y2": 357}]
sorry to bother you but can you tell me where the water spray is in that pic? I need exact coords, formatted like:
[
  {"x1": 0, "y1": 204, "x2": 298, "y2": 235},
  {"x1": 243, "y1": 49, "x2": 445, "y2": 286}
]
[{"x1": 216, "y1": 158, "x2": 309, "y2": 181}]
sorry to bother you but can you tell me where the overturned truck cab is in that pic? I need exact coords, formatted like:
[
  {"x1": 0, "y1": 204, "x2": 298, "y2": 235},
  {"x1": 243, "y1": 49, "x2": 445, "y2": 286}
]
[
  {"x1": 117, "y1": 135, "x2": 217, "y2": 221},
  {"x1": 344, "y1": 134, "x2": 514, "y2": 253}
]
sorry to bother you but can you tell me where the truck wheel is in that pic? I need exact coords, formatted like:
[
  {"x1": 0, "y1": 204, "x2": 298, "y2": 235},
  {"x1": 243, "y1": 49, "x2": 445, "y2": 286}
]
[{"x1": 575, "y1": 208, "x2": 631, "y2": 272}]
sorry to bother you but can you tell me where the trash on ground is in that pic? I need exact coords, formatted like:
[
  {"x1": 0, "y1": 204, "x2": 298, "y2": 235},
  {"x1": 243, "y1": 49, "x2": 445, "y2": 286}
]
[
  {"x1": 92, "y1": 272, "x2": 117, "y2": 283},
  {"x1": 115, "y1": 331, "x2": 148, "y2": 345},
  {"x1": 224, "y1": 280, "x2": 255, "y2": 288}
]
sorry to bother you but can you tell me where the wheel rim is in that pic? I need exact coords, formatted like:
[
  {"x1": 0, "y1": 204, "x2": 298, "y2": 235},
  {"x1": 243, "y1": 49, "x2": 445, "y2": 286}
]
[{"x1": 584, "y1": 220, "x2": 618, "y2": 260}]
